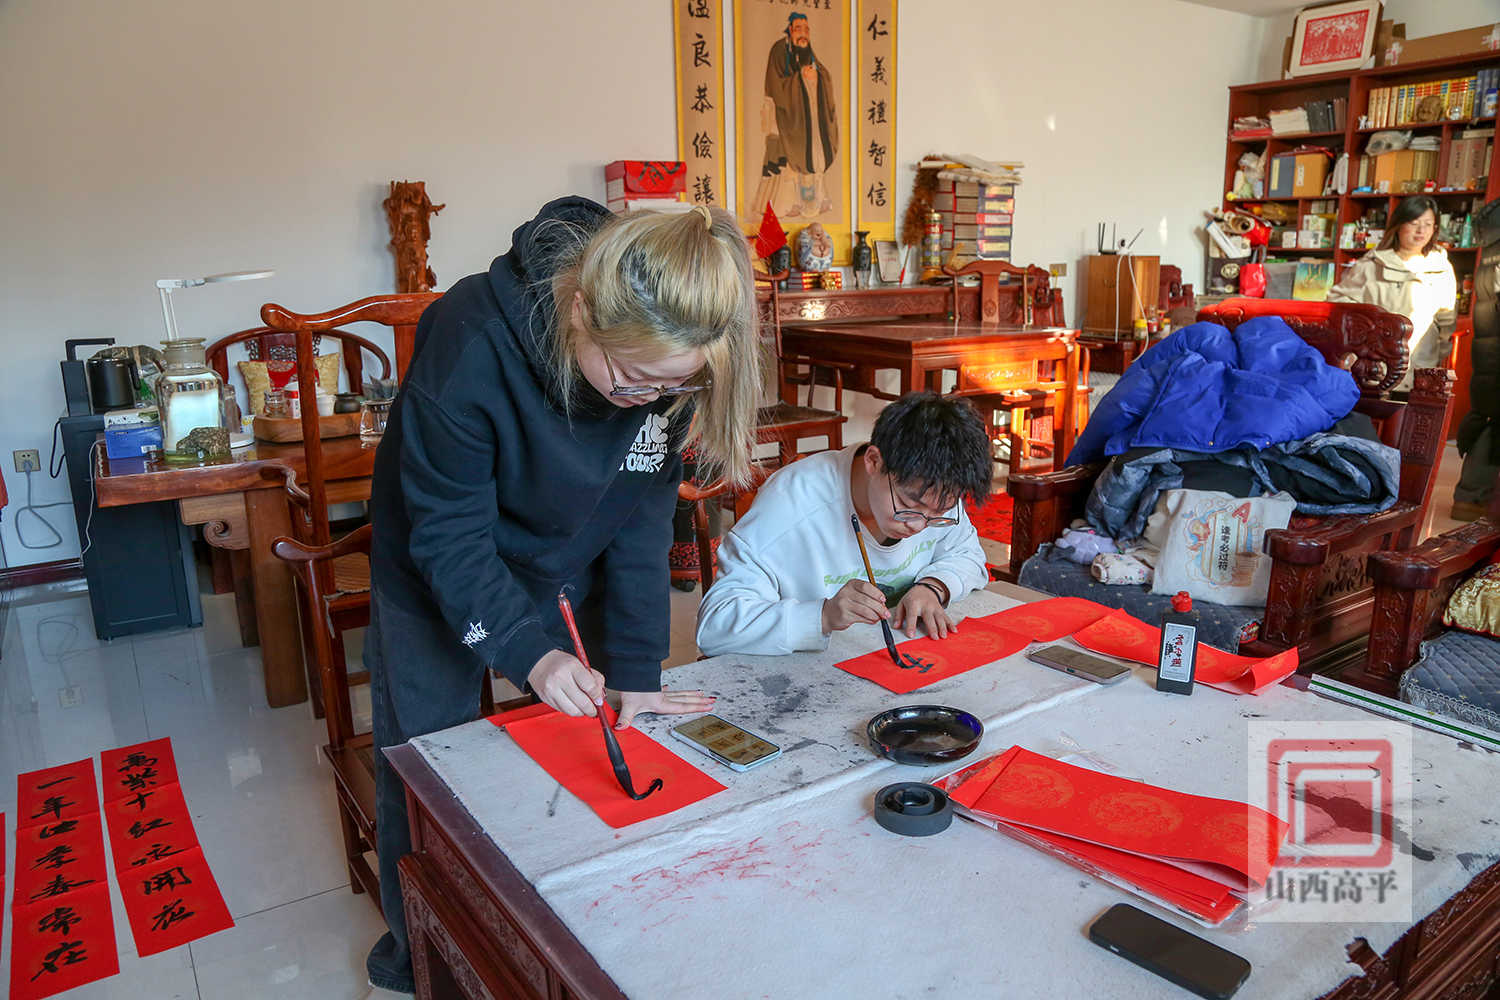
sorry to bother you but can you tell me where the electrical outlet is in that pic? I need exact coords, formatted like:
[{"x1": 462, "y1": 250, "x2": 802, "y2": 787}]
[
  {"x1": 59, "y1": 685, "x2": 83, "y2": 708},
  {"x1": 1049, "y1": 262, "x2": 1068, "y2": 278},
  {"x1": 14, "y1": 449, "x2": 40, "y2": 473}
]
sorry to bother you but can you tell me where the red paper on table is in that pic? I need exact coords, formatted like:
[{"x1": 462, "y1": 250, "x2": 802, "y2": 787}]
[
  {"x1": 99, "y1": 738, "x2": 235, "y2": 955},
  {"x1": 12, "y1": 762, "x2": 119, "y2": 1000},
  {"x1": 99, "y1": 737, "x2": 182, "y2": 803},
  {"x1": 958, "y1": 746, "x2": 1288, "y2": 888},
  {"x1": 495, "y1": 703, "x2": 727, "y2": 828},
  {"x1": 1, "y1": 812, "x2": 6, "y2": 964},
  {"x1": 10, "y1": 882, "x2": 121, "y2": 1000},
  {"x1": 117, "y1": 847, "x2": 236, "y2": 956},
  {"x1": 1072, "y1": 609, "x2": 1298, "y2": 695},
  {"x1": 986, "y1": 597, "x2": 1114, "y2": 642},
  {"x1": 835, "y1": 617, "x2": 1031, "y2": 693}
]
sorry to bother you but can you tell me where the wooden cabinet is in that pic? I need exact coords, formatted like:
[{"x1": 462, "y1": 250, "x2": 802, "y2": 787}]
[{"x1": 1083, "y1": 253, "x2": 1159, "y2": 335}]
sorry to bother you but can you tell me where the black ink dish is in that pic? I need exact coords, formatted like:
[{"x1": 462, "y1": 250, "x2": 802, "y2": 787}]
[{"x1": 866, "y1": 705, "x2": 983, "y2": 766}]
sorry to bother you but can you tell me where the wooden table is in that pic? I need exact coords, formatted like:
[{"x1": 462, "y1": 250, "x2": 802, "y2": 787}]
[
  {"x1": 779, "y1": 319, "x2": 1081, "y2": 402},
  {"x1": 385, "y1": 584, "x2": 1500, "y2": 1000},
  {"x1": 93, "y1": 435, "x2": 377, "y2": 707}
]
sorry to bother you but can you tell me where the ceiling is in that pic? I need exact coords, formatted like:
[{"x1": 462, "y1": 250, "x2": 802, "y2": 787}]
[{"x1": 1178, "y1": 0, "x2": 1307, "y2": 15}]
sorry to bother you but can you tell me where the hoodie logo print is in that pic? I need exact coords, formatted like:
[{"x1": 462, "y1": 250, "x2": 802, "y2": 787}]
[
  {"x1": 462, "y1": 621, "x2": 489, "y2": 648},
  {"x1": 621, "y1": 413, "x2": 669, "y2": 474}
]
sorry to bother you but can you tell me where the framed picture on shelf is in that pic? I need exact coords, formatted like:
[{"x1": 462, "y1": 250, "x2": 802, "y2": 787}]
[{"x1": 1287, "y1": 0, "x2": 1380, "y2": 78}]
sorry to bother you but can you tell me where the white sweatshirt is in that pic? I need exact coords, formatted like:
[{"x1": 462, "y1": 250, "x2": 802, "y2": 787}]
[{"x1": 696, "y1": 445, "x2": 990, "y2": 656}]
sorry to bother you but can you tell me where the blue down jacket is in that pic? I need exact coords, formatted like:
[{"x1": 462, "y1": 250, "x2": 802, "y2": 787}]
[{"x1": 1065, "y1": 316, "x2": 1360, "y2": 467}]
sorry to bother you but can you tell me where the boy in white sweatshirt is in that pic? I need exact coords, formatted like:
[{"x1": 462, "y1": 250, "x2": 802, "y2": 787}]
[{"x1": 696, "y1": 392, "x2": 992, "y2": 656}]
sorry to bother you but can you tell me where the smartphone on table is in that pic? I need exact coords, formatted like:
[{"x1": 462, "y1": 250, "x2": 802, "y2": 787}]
[
  {"x1": 1027, "y1": 645, "x2": 1131, "y2": 685},
  {"x1": 1088, "y1": 903, "x2": 1251, "y2": 999},
  {"x1": 671, "y1": 715, "x2": 781, "y2": 771}
]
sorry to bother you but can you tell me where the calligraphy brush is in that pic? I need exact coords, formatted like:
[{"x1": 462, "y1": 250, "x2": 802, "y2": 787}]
[
  {"x1": 556, "y1": 590, "x2": 663, "y2": 801},
  {"x1": 850, "y1": 513, "x2": 902, "y2": 665}
]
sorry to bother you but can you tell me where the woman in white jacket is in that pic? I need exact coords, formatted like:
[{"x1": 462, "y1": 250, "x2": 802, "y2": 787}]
[{"x1": 1328, "y1": 195, "x2": 1457, "y2": 391}]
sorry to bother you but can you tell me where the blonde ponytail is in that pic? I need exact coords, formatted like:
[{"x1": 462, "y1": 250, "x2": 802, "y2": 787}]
[{"x1": 551, "y1": 206, "x2": 764, "y2": 486}]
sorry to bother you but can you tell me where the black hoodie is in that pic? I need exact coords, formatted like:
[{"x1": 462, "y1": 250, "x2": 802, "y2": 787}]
[{"x1": 369, "y1": 197, "x2": 688, "y2": 695}]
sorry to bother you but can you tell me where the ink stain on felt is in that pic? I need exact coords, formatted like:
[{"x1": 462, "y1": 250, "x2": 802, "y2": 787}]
[{"x1": 1457, "y1": 851, "x2": 1500, "y2": 873}]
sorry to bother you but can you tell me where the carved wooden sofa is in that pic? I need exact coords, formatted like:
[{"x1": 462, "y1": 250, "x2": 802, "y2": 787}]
[
  {"x1": 1357, "y1": 516, "x2": 1500, "y2": 726},
  {"x1": 1005, "y1": 297, "x2": 1455, "y2": 675}
]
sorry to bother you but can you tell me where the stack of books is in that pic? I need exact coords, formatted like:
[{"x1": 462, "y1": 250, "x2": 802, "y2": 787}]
[
  {"x1": 1229, "y1": 116, "x2": 1270, "y2": 139},
  {"x1": 933, "y1": 178, "x2": 1015, "y2": 267},
  {"x1": 1366, "y1": 73, "x2": 1490, "y2": 129},
  {"x1": 1268, "y1": 98, "x2": 1346, "y2": 136},
  {"x1": 1444, "y1": 129, "x2": 1494, "y2": 191}
]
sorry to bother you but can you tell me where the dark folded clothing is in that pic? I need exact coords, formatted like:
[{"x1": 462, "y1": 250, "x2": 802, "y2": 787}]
[{"x1": 1086, "y1": 415, "x2": 1401, "y2": 540}]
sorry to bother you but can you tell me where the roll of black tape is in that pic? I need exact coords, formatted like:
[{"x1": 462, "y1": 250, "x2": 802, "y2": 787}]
[{"x1": 873, "y1": 782, "x2": 953, "y2": 837}]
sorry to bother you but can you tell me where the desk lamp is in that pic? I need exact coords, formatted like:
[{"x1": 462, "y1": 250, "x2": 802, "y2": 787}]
[{"x1": 156, "y1": 269, "x2": 275, "y2": 342}]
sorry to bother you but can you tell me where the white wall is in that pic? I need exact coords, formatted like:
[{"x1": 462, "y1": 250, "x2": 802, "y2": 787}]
[{"x1": 0, "y1": 0, "x2": 1268, "y2": 566}]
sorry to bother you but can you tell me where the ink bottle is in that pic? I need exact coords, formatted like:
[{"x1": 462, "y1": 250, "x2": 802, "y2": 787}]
[{"x1": 1156, "y1": 591, "x2": 1199, "y2": 695}]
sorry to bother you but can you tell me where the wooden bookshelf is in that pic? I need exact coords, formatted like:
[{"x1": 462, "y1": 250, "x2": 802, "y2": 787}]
[
  {"x1": 1223, "y1": 52, "x2": 1499, "y2": 434},
  {"x1": 1223, "y1": 51, "x2": 1498, "y2": 295}
]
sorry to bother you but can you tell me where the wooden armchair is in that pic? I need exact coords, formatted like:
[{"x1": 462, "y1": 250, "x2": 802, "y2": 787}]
[
  {"x1": 1005, "y1": 298, "x2": 1454, "y2": 673},
  {"x1": 259, "y1": 294, "x2": 439, "y2": 718},
  {"x1": 272, "y1": 523, "x2": 495, "y2": 912},
  {"x1": 674, "y1": 467, "x2": 770, "y2": 591},
  {"x1": 205, "y1": 325, "x2": 392, "y2": 412},
  {"x1": 1360, "y1": 517, "x2": 1500, "y2": 697},
  {"x1": 754, "y1": 271, "x2": 847, "y2": 466},
  {"x1": 942, "y1": 258, "x2": 1088, "y2": 475}
]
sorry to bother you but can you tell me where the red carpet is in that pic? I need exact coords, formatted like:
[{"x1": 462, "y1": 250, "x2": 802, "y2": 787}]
[{"x1": 966, "y1": 491, "x2": 1014, "y2": 545}]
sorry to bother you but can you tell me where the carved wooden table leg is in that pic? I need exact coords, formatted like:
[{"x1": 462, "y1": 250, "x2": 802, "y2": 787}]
[
  {"x1": 178, "y1": 492, "x2": 258, "y2": 646},
  {"x1": 244, "y1": 487, "x2": 308, "y2": 708}
]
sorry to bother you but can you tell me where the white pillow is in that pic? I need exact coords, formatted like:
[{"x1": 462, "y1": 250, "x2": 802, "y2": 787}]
[{"x1": 1150, "y1": 489, "x2": 1295, "y2": 607}]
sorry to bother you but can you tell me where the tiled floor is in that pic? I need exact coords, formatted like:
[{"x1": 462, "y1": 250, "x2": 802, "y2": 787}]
[{"x1": 0, "y1": 442, "x2": 1473, "y2": 997}]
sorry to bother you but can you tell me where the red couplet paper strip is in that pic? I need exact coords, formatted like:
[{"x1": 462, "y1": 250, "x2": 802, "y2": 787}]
[
  {"x1": 985, "y1": 597, "x2": 1115, "y2": 642},
  {"x1": 494, "y1": 705, "x2": 727, "y2": 828},
  {"x1": 98, "y1": 737, "x2": 182, "y2": 803},
  {"x1": 961, "y1": 746, "x2": 1288, "y2": 889},
  {"x1": 98, "y1": 738, "x2": 235, "y2": 956},
  {"x1": 935, "y1": 752, "x2": 1238, "y2": 923},
  {"x1": 1071, "y1": 609, "x2": 1298, "y2": 695},
  {"x1": 11, "y1": 761, "x2": 119, "y2": 1000},
  {"x1": 117, "y1": 847, "x2": 235, "y2": 957},
  {"x1": 835, "y1": 618, "x2": 1031, "y2": 694}
]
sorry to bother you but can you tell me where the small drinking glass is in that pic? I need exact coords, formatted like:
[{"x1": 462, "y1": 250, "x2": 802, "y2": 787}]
[
  {"x1": 263, "y1": 388, "x2": 290, "y2": 419},
  {"x1": 359, "y1": 398, "x2": 392, "y2": 441}
]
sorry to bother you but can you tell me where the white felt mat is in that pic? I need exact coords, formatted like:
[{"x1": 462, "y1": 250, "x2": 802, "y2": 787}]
[
  {"x1": 411, "y1": 590, "x2": 1102, "y2": 876},
  {"x1": 534, "y1": 673, "x2": 1500, "y2": 1000},
  {"x1": 410, "y1": 591, "x2": 1500, "y2": 999}
]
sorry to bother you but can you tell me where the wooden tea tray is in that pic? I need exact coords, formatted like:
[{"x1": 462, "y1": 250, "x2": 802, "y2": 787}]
[{"x1": 253, "y1": 412, "x2": 361, "y2": 443}]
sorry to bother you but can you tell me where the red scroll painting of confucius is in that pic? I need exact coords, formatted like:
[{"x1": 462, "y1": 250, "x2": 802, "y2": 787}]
[
  {"x1": 99, "y1": 737, "x2": 234, "y2": 956},
  {"x1": 10, "y1": 759, "x2": 119, "y2": 1000}
]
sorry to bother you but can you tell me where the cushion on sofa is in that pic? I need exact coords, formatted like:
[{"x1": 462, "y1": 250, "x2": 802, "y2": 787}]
[
  {"x1": 1017, "y1": 544, "x2": 1263, "y2": 652},
  {"x1": 1399, "y1": 630, "x2": 1500, "y2": 734}
]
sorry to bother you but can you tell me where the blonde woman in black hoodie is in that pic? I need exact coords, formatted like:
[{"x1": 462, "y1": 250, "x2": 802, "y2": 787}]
[{"x1": 363, "y1": 198, "x2": 762, "y2": 995}]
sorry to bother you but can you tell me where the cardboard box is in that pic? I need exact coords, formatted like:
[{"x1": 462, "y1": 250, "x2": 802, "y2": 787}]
[
  {"x1": 1383, "y1": 23, "x2": 1500, "y2": 65},
  {"x1": 1271, "y1": 153, "x2": 1329, "y2": 198},
  {"x1": 103, "y1": 406, "x2": 162, "y2": 460},
  {"x1": 1372, "y1": 149, "x2": 1437, "y2": 193}
]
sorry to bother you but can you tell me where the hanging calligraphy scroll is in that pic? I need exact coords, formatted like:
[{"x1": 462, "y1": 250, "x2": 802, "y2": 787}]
[
  {"x1": 674, "y1": 0, "x2": 726, "y2": 208},
  {"x1": 736, "y1": 0, "x2": 853, "y2": 263},
  {"x1": 11, "y1": 760, "x2": 119, "y2": 1000},
  {"x1": 856, "y1": 0, "x2": 896, "y2": 245},
  {"x1": 99, "y1": 738, "x2": 234, "y2": 956}
]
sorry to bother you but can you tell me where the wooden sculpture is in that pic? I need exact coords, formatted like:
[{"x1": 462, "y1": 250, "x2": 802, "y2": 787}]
[{"x1": 383, "y1": 181, "x2": 445, "y2": 293}]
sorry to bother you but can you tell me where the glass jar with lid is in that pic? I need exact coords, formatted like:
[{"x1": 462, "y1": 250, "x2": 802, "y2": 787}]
[{"x1": 155, "y1": 338, "x2": 225, "y2": 463}]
